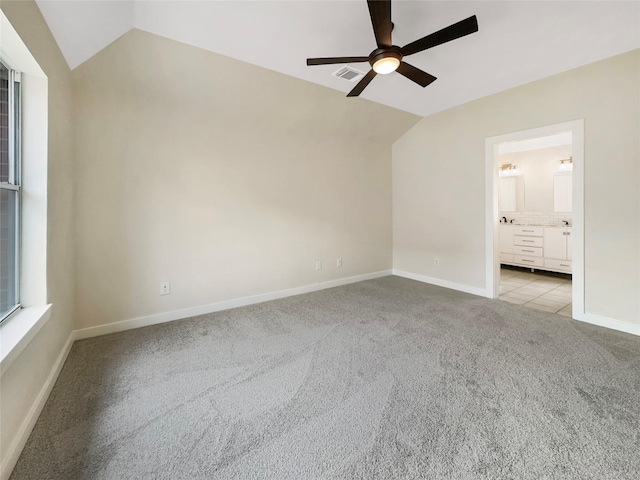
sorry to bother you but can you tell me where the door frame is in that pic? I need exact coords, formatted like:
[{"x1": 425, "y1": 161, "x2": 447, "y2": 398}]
[{"x1": 484, "y1": 120, "x2": 585, "y2": 318}]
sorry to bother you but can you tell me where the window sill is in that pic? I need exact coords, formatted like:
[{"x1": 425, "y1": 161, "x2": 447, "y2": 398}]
[{"x1": 0, "y1": 304, "x2": 52, "y2": 376}]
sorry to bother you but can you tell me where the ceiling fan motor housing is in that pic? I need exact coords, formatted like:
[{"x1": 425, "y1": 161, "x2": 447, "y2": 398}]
[{"x1": 369, "y1": 46, "x2": 403, "y2": 66}]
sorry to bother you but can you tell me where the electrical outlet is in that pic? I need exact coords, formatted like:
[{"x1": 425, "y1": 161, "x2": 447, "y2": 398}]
[
  {"x1": 434, "y1": 258, "x2": 440, "y2": 267},
  {"x1": 160, "y1": 281, "x2": 171, "y2": 295},
  {"x1": 337, "y1": 258, "x2": 343, "y2": 268},
  {"x1": 315, "y1": 260, "x2": 322, "y2": 271}
]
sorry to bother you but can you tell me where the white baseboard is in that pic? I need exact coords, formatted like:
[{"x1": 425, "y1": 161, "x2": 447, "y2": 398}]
[
  {"x1": 75, "y1": 270, "x2": 393, "y2": 340},
  {"x1": 1, "y1": 331, "x2": 76, "y2": 480},
  {"x1": 575, "y1": 312, "x2": 640, "y2": 337},
  {"x1": 392, "y1": 269, "x2": 487, "y2": 297},
  {"x1": 391, "y1": 270, "x2": 639, "y2": 337}
]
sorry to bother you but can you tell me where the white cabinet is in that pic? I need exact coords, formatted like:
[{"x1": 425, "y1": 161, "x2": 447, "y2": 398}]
[
  {"x1": 544, "y1": 228, "x2": 566, "y2": 259},
  {"x1": 514, "y1": 235, "x2": 543, "y2": 248},
  {"x1": 512, "y1": 227, "x2": 543, "y2": 267},
  {"x1": 543, "y1": 227, "x2": 572, "y2": 273},
  {"x1": 513, "y1": 226, "x2": 543, "y2": 236},
  {"x1": 500, "y1": 224, "x2": 572, "y2": 274},
  {"x1": 514, "y1": 245, "x2": 542, "y2": 257},
  {"x1": 499, "y1": 225, "x2": 514, "y2": 262},
  {"x1": 514, "y1": 254, "x2": 544, "y2": 267}
]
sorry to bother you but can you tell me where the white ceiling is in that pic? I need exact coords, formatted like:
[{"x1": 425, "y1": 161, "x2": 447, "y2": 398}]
[{"x1": 35, "y1": 1, "x2": 640, "y2": 116}]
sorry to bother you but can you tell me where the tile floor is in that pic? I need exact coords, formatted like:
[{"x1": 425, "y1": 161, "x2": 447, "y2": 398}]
[{"x1": 498, "y1": 267, "x2": 572, "y2": 317}]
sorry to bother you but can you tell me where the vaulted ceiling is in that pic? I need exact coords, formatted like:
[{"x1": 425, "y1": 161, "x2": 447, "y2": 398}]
[{"x1": 35, "y1": 1, "x2": 640, "y2": 116}]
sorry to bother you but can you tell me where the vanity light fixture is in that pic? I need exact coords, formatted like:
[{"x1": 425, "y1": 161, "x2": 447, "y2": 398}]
[
  {"x1": 557, "y1": 157, "x2": 573, "y2": 172},
  {"x1": 498, "y1": 164, "x2": 521, "y2": 177}
]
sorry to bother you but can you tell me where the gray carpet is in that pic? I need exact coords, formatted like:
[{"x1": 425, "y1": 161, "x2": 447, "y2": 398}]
[{"x1": 10, "y1": 276, "x2": 640, "y2": 479}]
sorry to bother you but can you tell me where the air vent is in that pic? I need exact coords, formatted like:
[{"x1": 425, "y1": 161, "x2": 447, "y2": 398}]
[{"x1": 332, "y1": 66, "x2": 365, "y2": 82}]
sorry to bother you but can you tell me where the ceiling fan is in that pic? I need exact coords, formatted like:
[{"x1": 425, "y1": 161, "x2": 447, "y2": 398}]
[{"x1": 307, "y1": 0, "x2": 478, "y2": 97}]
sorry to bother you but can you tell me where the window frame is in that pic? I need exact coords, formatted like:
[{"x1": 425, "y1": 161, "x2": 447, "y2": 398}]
[{"x1": 1, "y1": 58, "x2": 22, "y2": 324}]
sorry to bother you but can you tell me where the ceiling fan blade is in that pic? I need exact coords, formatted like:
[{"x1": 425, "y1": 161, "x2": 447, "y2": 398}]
[
  {"x1": 367, "y1": 0, "x2": 393, "y2": 48},
  {"x1": 307, "y1": 56, "x2": 369, "y2": 66},
  {"x1": 347, "y1": 69, "x2": 377, "y2": 97},
  {"x1": 401, "y1": 15, "x2": 478, "y2": 57},
  {"x1": 396, "y1": 62, "x2": 437, "y2": 88}
]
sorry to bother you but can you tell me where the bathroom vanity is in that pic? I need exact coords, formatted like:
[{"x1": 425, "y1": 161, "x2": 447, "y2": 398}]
[{"x1": 500, "y1": 224, "x2": 572, "y2": 274}]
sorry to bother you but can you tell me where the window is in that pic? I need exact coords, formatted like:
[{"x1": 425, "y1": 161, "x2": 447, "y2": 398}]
[{"x1": 0, "y1": 60, "x2": 21, "y2": 323}]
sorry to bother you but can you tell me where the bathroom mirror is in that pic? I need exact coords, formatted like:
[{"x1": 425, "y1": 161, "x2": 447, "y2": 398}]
[
  {"x1": 499, "y1": 176, "x2": 524, "y2": 212},
  {"x1": 554, "y1": 172, "x2": 572, "y2": 212},
  {"x1": 499, "y1": 144, "x2": 572, "y2": 213}
]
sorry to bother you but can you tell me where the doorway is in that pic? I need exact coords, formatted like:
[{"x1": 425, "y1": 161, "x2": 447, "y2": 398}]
[{"x1": 484, "y1": 120, "x2": 584, "y2": 319}]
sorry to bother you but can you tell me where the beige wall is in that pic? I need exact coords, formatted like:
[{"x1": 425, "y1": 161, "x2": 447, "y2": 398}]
[
  {"x1": 393, "y1": 49, "x2": 640, "y2": 325},
  {"x1": 0, "y1": 0, "x2": 75, "y2": 473},
  {"x1": 73, "y1": 29, "x2": 419, "y2": 329}
]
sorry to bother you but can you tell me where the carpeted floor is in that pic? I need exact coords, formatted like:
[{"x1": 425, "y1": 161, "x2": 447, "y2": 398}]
[{"x1": 10, "y1": 276, "x2": 640, "y2": 479}]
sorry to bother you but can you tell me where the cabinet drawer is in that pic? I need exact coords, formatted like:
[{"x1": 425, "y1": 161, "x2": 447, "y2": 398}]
[
  {"x1": 545, "y1": 258, "x2": 572, "y2": 273},
  {"x1": 514, "y1": 255, "x2": 544, "y2": 267},
  {"x1": 514, "y1": 236, "x2": 543, "y2": 248},
  {"x1": 514, "y1": 226, "x2": 543, "y2": 236},
  {"x1": 514, "y1": 246, "x2": 543, "y2": 257},
  {"x1": 500, "y1": 253, "x2": 514, "y2": 263}
]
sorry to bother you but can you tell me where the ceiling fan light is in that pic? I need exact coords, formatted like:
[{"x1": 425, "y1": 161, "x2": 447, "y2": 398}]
[{"x1": 373, "y1": 56, "x2": 400, "y2": 74}]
